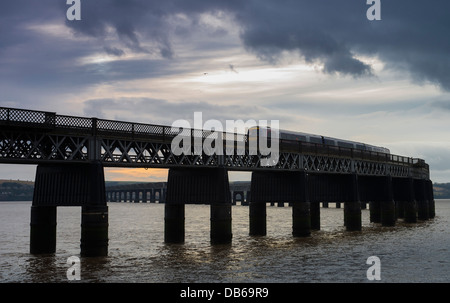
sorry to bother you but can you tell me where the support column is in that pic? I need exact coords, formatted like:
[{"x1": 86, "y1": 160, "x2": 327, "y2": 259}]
[
  {"x1": 80, "y1": 161, "x2": 108, "y2": 257},
  {"x1": 415, "y1": 179, "x2": 429, "y2": 221},
  {"x1": 142, "y1": 190, "x2": 147, "y2": 203},
  {"x1": 292, "y1": 202, "x2": 311, "y2": 237},
  {"x1": 404, "y1": 178, "x2": 417, "y2": 223},
  {"x1": 30, "y1": 206, "x2": 57, "y2": 254},
  {"x1": 211, "y1": 203, "x2": 232, "y2": 244},
  {"x1": 344, "y1": 174, "x2": 361, "y2": 231},
  {"x1": 396, "y1": 200, "x2": 405, "y2": 219},
  {"x1": 292, "y1": 172, "x2": 310, "y2": 237},
  {"x1": 165, "y1": 167, "x2": 231, "y2": 244},
  {"x1": 381, "y1": 176, "x2": 396, "y2": 227},
  {"x1": 150, "y1": 189, "x2": 156, "y2": 203},
  {"x1": 31, "y1": 161, "x2": 108, "y2": 257},
  {"x1": 426, "y1": 180, "x2": 436, "y2": 219},
  {"x1": 323, "y1": 202, "x2": 329, "y2": 208},
  {"x1": 164, "y1": 203, "x2": 185, "y2": 243},
  {"x1": 369, "y1": 201, "x2": 381, "y2": 223},
  {"x1": 243, "y1": 191, "x2": 250, "y2": 206},
  {"x1": 81, "y1": 205, "x2": 108, "y2": 257},
  {"x1": 249, "y1": 201, "x2": 266, "y2": 236},
  {"x1": 310, "y1": 201, "x2": 320, "y2": 230}
]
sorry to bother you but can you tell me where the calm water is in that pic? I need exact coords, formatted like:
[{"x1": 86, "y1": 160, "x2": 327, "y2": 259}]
[{"x1": 0, "y1": 200, "x2": 449, "y2": 283}]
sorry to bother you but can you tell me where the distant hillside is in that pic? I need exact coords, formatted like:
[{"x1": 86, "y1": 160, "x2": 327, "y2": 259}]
[
  {"x1": 1, "y1": 180, "x2": 450, "y2": 201},
  {"x1": 0, "y1": 179, "x2": 34, "y2": 201},
  {"x1": 433, "y1": 183, "x2": 450, "y2": 199}
]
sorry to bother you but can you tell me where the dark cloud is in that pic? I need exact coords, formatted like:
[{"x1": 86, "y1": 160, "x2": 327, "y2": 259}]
[
  {"x1": 83, "y1": 97, "x2": 270, "y2": 127},
  {"x1": 1, "y1": 0, "x2": 450, "y2": 106},
  {"x1": 62, "y1": 1, "x2": 450, "y2": 91},
  {"x1": 103, "y1": 46, "x2": 125, "y2": 57}
]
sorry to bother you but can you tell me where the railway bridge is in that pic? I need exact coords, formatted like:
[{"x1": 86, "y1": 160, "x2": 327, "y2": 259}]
[{"x1": 0, "y1": 107, "x2": 434, "y2": 256}]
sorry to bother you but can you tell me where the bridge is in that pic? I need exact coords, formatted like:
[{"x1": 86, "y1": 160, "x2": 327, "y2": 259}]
[
  {"x1": 105, "y1": 181, "x2": 360, "y2": 208},
  {"x1": 0, "y1": 107, "x2": 435, "y2": 256},
  {"x1": 105, "y1": 181, "x2": 252, "y2": 205}
]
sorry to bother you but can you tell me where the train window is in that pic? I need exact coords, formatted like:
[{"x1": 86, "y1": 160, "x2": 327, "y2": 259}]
[
  {"x1": 309, "y1": 137, "x2": 322, "y2": 144},
  {"x1": 323, "y1": 139, "x2": 336, "y2": 146},
  {"x1": 356, "y1": 144, "x2": 365, "y2": 150},
  {"x1": 337, "y1": 141, "x2": 353, "y2": 149}
]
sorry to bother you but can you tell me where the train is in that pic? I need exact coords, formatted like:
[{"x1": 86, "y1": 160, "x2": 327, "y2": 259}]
[{"x1": 248, "y1": 126, "x2": 390, "y2": 154}]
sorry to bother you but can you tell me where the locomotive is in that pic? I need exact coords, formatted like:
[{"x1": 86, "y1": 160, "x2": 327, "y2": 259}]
[{"x1": 248, "y1": 126, "x2": 390, "y2": 154}]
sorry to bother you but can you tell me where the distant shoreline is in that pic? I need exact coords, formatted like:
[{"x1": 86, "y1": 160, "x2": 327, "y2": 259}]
[{"x1": 2, "y1": 180, "x2": 450, "y2": 201}]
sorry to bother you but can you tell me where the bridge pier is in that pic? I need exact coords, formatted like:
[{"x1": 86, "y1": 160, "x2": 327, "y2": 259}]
[
  {"x1": 404, "y1": 178, "x2": 418, "y2": 223},
  {"x1": 164, "y1": 203, "x2": 185, "y2": 243},
  {"x1": 30, "y1": 161, "x2": 108, "y2": 257},
  {"x1": 344, "y1": 174, "x2": 362, "y2": 231},
  {"x1": 81, "y1": 205, "x2": 108, "y2": 257},
  {"x1": 380, "y1": 176, "x2": 396, "y2": 227},
  {"x1": 310, "y1": 201, "x2": 320, "y2": 230},
  {"x1": 426, "y1": 180, "x2": 435, "y2": 219},
  {"x1": 360, "y1": 176, "x2": 395, "y2": 226},
  {"x1": 392, "y1": 177, "x2": 417, "y2": 223},
  {"x1": 249, "y1": 200, "x2": 266, "y2": 236},
  {"x1": 250, "y1": 170, "x2": 310, "y2": 237},
  {"x1": 165, "y1": 167, "x2": 232, "y2": 244},
  {"x1": 309, "y1": 174, "x2": 361, "y2": 231},
  {"x1": 30, "y1": 206, "x2": 57, "y2": 254},
  {"x1": 369, "y1": 201, "x2": 381, "y2": 223},
  {"x1": 414, "y1": 179, "x2": 429, "y2": 221}
]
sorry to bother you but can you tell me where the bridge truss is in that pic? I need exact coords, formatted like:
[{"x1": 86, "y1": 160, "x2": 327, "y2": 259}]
[{"x1": 0, "y1": 107, "x2": 429, "y2": 179}]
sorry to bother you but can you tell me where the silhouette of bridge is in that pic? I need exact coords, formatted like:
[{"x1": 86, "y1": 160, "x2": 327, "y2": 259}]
[{"x1": 0, "y1": 107, "x2": 435, "y2": 256}]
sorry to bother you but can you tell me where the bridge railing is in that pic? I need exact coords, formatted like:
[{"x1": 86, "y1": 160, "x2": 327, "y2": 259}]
[{"x1": 0, "y1": 107, "x2": 428, "y2": 171}]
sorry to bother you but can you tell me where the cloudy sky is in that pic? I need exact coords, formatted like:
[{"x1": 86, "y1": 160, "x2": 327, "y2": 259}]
[{"x1": 1, "y1": 0, "x2": 450, "y2": 183}]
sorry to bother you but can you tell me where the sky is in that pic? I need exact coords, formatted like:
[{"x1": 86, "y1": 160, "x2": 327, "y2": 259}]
[{"x1": 1, "y1": 0, "x2": 450, "y2": 183}]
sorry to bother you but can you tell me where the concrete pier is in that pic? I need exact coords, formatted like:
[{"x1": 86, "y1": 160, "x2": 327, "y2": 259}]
[
  {"x1": 210, "y1": 203, "x2": 232, "y2": 244},
  {"x1": 344, "y1": 174, "x2": 361, "y2": 231},
  {"x1": 369, "y1": 201, "x2": 381, "y2": 223},
  {"x1": 164, "y1": 203, "x2": 185, "y2": 243},
  {"x1": 292, "y1": 202, "x2": 311, "y2": 237},
  {"x1": 81, "y1": 205, "x2": 109, "y2": 257},
  {"x1": 250, "y1": 170, "x2": 310, "y2": 237},
  {"x1": 165, "y1": 167, "x2": 232, "y2": 244},
  {"x1": 426, "y1": 180, "x2": 436, "y2": 219},
  {"x1": 380, "y1": 177, "x2": 396, "y2": 227},
  {"x1": 30, "y1": 161, "x2": 109, "y2": 256},
  {"x1": 401, "y1": 178, "x2": 417, "y2": 223},
  {"x1": 310, "y1": 201, "x2": 320, "y2": 230},
  {"x1": 30, "y1": 206, "x2": 57, "y2": 254},
  {"x1": 249, "y1": 201, "x2": 267, "y2": 236},
  {"x1": 415, "y1": 179, "x2": 429, "y2": 221}
]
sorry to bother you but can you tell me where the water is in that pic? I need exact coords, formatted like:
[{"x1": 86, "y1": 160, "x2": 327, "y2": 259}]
[{"x1": 0, "y1": 201, "x2": 449, "y2": 283}]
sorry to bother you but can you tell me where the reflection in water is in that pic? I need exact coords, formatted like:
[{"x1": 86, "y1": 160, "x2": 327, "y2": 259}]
[{"x1": 0, "y1": 201, "x2": 449, "y2": 282}]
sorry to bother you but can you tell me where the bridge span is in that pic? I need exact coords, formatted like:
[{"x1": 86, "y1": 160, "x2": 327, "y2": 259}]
[{"x1": 0, "y1": 107, "x2": 435, "y2": 256}]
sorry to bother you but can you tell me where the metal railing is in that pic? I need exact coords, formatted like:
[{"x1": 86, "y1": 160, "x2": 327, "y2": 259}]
[{"x1": 0, "y1": 106, "x2": 429, "y2": 171}]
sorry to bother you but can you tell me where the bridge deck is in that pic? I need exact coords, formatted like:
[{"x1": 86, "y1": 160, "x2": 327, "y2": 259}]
[{"x1": 0, "y1": 107, "x2": 429, "y2": 179}]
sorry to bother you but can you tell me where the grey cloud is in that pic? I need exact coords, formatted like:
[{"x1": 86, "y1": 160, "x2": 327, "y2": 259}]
[
  {"x1": 103, "y1": 46, "x2": 125, "y2": 57},
  {"x1": 2, "y1": 0, "x2": 450, "y2": 103},
  {"x1": 236, "y1": 1, "x2": 450, "y2": 85},
  {"x1": 61, "y1": 0, "x2": 450, "y2": 90},
  {"x1": 83, "y1": 97, "x2": 286, "y2": 128},
  {"x1": 430, "y1": 100, "x2": 450, "y2": 111}
]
